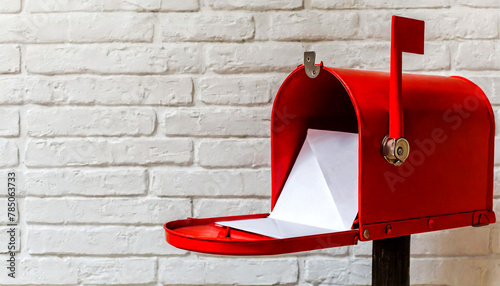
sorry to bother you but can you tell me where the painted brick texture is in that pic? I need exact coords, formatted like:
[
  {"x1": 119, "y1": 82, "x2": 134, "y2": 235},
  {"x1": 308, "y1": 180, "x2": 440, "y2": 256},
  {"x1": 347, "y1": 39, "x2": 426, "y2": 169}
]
[{"x1": 0, "y1": 1, "x2": 499, "y2": 285}]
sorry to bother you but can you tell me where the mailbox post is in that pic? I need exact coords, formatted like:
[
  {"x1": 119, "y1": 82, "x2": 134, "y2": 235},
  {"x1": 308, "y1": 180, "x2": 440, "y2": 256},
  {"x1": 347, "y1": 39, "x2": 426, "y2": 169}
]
[
  {"x1": 164, "y1": 15, "x2": 496, "y2": 284},
  {"x1": 373, "y1": 236, "x2": 411, "y2": 285}
]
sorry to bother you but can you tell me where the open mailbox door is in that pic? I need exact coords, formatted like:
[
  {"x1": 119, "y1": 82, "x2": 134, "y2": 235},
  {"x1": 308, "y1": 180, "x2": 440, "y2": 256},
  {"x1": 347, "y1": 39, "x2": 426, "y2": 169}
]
[
  {"x1": 164, "y1": 66, "x2": 364, "y2": 256},
  {"x1": 165, "y1": 131, "x2": 362, "y2": 255}
]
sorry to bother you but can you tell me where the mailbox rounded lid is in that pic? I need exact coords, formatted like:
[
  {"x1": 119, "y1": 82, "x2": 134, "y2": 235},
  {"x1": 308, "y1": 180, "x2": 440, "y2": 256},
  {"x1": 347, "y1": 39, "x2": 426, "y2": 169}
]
[{"x1": 271, "y1": 65, "x2": 495, "y2": 241}]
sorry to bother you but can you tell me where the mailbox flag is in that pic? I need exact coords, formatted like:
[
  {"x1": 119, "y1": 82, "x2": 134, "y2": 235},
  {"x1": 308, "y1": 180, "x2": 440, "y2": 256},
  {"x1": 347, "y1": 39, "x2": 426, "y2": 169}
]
[
  {"x1": 390, "y1": 16, "x2": 425, "y2": 139},
  {"x1": 392, "y1": 15, "x2": 425, "y2": 55},
  {"x1": 217, "y1": 129, "x2": 359, "y2": 239}
]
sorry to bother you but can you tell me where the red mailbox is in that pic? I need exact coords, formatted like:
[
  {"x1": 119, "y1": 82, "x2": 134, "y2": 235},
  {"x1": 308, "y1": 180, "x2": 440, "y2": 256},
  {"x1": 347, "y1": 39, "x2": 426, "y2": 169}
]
[{"x1": 164, "y1": 16, "x2": 495, "y2": 256}]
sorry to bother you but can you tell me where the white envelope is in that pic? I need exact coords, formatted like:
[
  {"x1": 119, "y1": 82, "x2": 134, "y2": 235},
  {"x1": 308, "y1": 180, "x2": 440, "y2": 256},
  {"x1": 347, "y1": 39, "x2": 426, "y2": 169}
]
[{"x1": 217, "y1": 129, "x2": 359, "y2": 239}]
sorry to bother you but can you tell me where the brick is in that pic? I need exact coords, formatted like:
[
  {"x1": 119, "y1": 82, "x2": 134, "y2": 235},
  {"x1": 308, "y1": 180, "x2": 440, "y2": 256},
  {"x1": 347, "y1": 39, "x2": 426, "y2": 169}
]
[
  {"x1": 0, "y1": 15, "x2": 69, "y2": 43},
  {"x1": 427, "y1": 10, "x2": 498, "y2": 40},
  {"x1": 269, "y1": 12, "x2": 358, "y2": 41},
  {"x1": 495, "y1": 199, "x2": 500, "y2": 216},
  {"x1": 0, "y1": 140, "x2": 18, "y2": 167},
  {"x1": 233, "y1": 169, "x2": 270, "y2": 196},
  {"x1": 0, "y1": 257, "x2": 78, "y2": 285},
  {"x1": 496, "y1": 138, "x2": 500, "y2": 165},
  {"x1": 411, "y1": 258, "x2": 489, "y2": 285},
  {"x1": 25, "y1": 168, "x2": 147, "y2": 196},
  {"x1": 254, "y1": 13, "x2": 271, "y2": 40},
  {"x1": 159, "y1": 257, "x2": 298, "y2": 284},
  {"x1": 312, "y1": 0, "x2": 450, "y2": 9},
  {"x1": 200, "y1": 75, "x2": 282, "y2": 105},
  {"x1": 307, "y1": 245, "x2": 350, "y2": 257},
  {"x1": 459, "y1": 0, "x2": 500, "y2": 7},
  {"x1": 75, "y1": 258, "x2": 156, "y2": 284},
  {"x1": 403, "y1": 43, "x2": 450, "y2": 71},
  {"x1": 163, "y1": 108, "x2": 270, "y2": 137},
  {"x1": 160, "y1": 13, "x2": 254, "y2": 42},
  {"x1": 496, "y1": 109, "x2": 500, "y2": 135},
  {"x1": 69, "y1": 13, "x2": 154, "y2": 43},
  {"x1": 359, "y1": 10, "x2": 498, "y2": 40},
  {"x1": 490, "y1": 78, "x2": 500, "y2": 106},
  {"x1": 27, "y1": 0, "x2": 161, "y2": 12},
  {"x1": 0, "y1": 227, "x2": 19, "y2": 254},
  {"x1": 27, "y1": 225, "x2": 185, "y2": 255},
  {"x1": 25, "y1": 138, "x2": 192, "y2": 167},
  {"x1": 0, "y1": 108, "x2": 19, "y2": 137},
  {"x1": 26, "y1": 0, "x2": 103, "y2": 12},
  {"x1": 357, "y1": 10, "x2": 392, "y2": 41},
  {"x1": 151, "y1": 168, "x2": 270, "y2": 197},
  {"x1": 305, "y1": 257, "x2": 371, "y2": 285},
  {"x1": 26, "y1": 44, "x2": 202, "y2": 75},
  {"x1": 26, "y1": 198, "x2": 191, "y2": 224},
  {"x1": 456, "y1": 42, "x2": 500, "y2": 70},
  {"x1": 197, "y1": 139, "x2": 270, "y2": 167},
  {"x1": 311, "y1": 41, "x2": 370, "y2": 69},
  {"x1": 411, "y1": 227, "x2": 490, "y2": 256},
  {"x1": 160, "y1": 0, "x2": 199, "y2": 11},
  {"x1": 353, "y1": 241, "x2": 372, "y2": 257},
  {"x1": 25, "y1": 76, "x2": 193, "y2": 105},
  {"x1": 26, "y1": 107, "x2": 156, "y2": 137},
  {"x1": 491, "y1": 226, "x2": 500, "y2": 253},
  {"x1": 0, "y1": 0, "x2": 21, "y2": 13},
  {"x1": 206, "y1": 0, "x2": 302, "y2": 11},
  {"x1": 486, "y1": 259, "x2": 500, "y2": 285},
  {"x1": 0, "y1": 46, "x2": 20, "y2": 74},
  {"x1": 206, "y1": 42, "x2": 305, "y2": 73},
  {"x1": 24, "y1": 77, "x2": 66, "y2": 104},
  {"x1": 159, "y1": 44, "x2": 204, "y2": 73},
  {"x1": 310, "y1": 42, "x2": 449, "y2": 71},
  {"x1": 193, "y1": 198, "x2": 269, "y2": 217},
  {"x1": 103, "y1": 0, "x2": 161, "y2": 11},
  {"x1": 0, "y1": 78, "x2": 23, "y2": 104}
]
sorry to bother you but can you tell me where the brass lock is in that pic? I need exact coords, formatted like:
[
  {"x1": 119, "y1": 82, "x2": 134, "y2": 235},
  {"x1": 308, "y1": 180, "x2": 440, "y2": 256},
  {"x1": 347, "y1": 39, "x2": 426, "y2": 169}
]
[{"x1": 382, "y1": 135, "x2": 410, "y2": 166}]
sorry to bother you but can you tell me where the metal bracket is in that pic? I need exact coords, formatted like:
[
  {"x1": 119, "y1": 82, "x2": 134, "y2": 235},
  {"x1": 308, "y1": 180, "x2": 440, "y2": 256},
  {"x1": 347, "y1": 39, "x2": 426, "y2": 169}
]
[
  {"x1": 382, "y1": 135, "x2": 410, "y2": 166},
  {"x1": 473, "y1": 210, "x2": 492, "y2": 227},
  {"x1": 304, "y1": 51, "x2": 320, "y2": 78}
]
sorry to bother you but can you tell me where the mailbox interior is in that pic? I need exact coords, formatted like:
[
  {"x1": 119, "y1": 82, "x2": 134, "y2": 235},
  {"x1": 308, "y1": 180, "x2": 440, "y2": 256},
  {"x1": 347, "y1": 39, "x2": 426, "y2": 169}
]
[
  {"x1": 271, "y1": 65, "x2": 359, "y2": 210},
  {"x1": 164, "y1": 66, "x2": 362, "y2": 255}
]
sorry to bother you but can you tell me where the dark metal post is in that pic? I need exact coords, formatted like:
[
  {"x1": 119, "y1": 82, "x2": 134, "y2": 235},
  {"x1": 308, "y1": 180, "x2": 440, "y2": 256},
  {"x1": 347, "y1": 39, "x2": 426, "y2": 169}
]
[{"x1": 372, "y1": 235, "x2": 411, "y2": 286}]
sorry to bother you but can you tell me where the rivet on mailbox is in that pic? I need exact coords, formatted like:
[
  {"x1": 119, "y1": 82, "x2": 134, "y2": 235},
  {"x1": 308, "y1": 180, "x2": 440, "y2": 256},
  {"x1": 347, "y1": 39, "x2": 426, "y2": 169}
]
[{"x1": 164, "y1": 16, "x2": 496, "y2": 258}]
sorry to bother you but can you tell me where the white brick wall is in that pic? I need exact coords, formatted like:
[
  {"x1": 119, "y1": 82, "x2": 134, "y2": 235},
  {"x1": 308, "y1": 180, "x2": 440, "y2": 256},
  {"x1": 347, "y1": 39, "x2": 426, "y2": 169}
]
[{"x1": 0, "y1": 0, "x2": 498, "y2": 285}]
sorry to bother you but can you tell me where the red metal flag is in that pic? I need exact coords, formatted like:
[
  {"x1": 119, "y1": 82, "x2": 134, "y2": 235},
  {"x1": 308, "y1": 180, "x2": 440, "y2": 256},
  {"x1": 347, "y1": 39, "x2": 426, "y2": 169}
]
[
  {"x1": 392, "y1": 16, "x2": 425, "y2": 55},
  {"x1": 389, "y1": 16, "x2": 425, "y2": 139}
]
